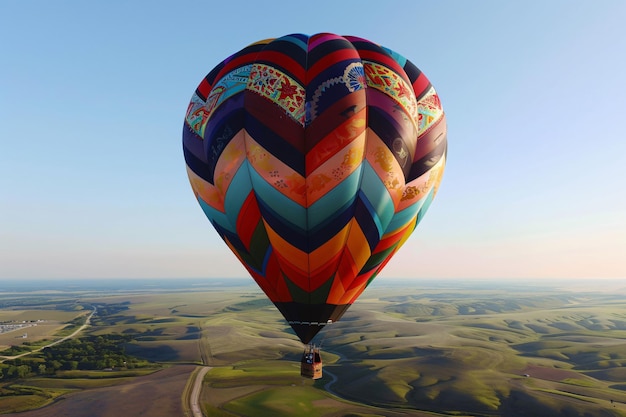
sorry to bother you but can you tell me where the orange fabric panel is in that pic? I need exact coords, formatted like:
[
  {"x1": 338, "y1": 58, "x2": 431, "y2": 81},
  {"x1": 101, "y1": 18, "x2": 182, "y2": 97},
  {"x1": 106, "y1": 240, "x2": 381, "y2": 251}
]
[
  {"x1": 306, "y1": 107, "x2": 367, "y2": 175},
  {"x1": 307, "y1": 249, "x2": 343, "y2": 289},
  {"x1": 305, "y1": 131, "x2": 366, "y2": 206},
  {"x1": 244, "y1": 135, "x2": 307, "y2": 206},
  {"x1": 263, "y1": 221, "x2": 308, "y2": 272},
  {"x1": 215, "y1": 130, "x2": 247, "y2": 191},
  {"x1": 185, "y1": 130, "x2": 247, "y2": 212},
  {"x1": 326, "y1": 273, "x2": 346, "y2": 305},
  {"x1": 339, "y1": 282, "x2": 367, "y2": 305},
  {"x1": 364, "y1": 130, "x2": 405, "y2": 206},
  {"x1": 186, "y1": 166, "x2": 223, "y2": 212},
  {"x1": 307, "y1": 223, "x2": 350, "y2": 271}
]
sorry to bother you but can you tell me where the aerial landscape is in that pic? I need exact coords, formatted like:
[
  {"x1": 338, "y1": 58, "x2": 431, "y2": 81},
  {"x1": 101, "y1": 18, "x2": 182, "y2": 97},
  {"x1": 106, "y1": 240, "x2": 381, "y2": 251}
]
[
  {"x1": 1, "y1": 279, "x2": 626, "y2": 416},
  {"x1": 2, "y1": 1, "x2": 625, "y2": 417}
]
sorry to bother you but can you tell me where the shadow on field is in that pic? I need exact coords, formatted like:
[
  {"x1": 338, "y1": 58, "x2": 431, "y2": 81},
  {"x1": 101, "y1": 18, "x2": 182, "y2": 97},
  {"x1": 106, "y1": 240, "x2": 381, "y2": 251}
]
[{"x1": 124, "y1": 344, "x2": 180, "y2": 362}]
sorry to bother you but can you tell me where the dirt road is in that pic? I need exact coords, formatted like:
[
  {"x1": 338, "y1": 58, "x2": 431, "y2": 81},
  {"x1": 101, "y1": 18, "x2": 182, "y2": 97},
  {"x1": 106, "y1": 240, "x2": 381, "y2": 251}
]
[{"x1": 189, "y1": 366, "x2": 211, "y2": 417}]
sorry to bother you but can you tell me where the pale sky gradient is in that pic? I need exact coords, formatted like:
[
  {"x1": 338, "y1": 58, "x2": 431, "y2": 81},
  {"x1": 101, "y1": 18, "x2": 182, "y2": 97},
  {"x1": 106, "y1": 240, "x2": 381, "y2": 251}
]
[{"x1": 1, "y1": 1, "x2": 625, "y2": 280}]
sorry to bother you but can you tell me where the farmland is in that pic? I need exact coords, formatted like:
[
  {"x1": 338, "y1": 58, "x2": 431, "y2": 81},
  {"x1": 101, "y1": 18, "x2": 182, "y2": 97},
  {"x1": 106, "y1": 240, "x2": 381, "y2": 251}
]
[{"x1": 1, "y1": 279, "x2": 626, "y2": 416}]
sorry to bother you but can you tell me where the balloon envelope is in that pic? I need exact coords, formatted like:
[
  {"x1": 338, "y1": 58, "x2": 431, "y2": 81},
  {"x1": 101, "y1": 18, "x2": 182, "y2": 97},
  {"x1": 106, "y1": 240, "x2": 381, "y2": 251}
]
[{"x1": 183, "y1": 33, "x2": 447, "y2": 344}]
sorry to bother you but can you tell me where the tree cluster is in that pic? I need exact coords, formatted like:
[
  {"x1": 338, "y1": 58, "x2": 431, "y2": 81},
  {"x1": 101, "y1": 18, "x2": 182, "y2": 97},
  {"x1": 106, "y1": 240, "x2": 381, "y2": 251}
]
[{"x1": 0, "y1": 334, "x2": 149, "y2": 380}]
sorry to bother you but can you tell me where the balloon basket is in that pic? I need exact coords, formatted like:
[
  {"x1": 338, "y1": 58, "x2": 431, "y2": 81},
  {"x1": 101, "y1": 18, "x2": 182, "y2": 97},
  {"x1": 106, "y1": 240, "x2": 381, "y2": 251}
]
[{"x1": 300, "y1": 344, "x2": 322, "y2": 379}]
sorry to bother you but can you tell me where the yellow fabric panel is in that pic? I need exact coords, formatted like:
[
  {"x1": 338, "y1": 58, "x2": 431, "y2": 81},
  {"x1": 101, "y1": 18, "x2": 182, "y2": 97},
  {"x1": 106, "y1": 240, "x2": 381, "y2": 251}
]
[
  {"x1": 346, "y1": 218, "x2": 371, "y2": 271},
  {"x1": 383, "y1": 215, "x2": 417, "y2": 254}
]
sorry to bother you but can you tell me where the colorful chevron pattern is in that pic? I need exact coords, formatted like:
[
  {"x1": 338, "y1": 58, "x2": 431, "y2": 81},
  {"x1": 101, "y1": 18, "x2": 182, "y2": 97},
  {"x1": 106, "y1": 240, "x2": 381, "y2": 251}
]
[{"x1": 183, "y1": 33, "x2": 447, "y2": 344}]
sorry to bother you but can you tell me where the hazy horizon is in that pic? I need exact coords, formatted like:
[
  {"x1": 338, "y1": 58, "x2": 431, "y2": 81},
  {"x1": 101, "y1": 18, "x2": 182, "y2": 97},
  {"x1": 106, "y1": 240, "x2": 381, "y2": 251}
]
[{"x1": 2, "y1": 276, "x2": 624, "y2": 292}]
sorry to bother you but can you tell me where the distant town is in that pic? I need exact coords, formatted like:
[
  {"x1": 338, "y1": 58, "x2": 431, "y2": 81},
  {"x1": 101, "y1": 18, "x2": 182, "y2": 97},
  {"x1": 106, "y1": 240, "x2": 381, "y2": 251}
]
[{"x1": 0, "y1": 320, "x2": 43, "y2": 337}]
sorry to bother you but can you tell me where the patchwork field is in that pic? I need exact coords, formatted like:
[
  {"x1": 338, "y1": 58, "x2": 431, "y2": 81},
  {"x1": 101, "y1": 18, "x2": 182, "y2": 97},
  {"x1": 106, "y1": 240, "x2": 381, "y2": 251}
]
[
  {"x1": 0, "y1": 366, "x2": 193, "y2": 417},
  {"x1": 1, "y1": 279, "x2": 625, "y2": 416}
]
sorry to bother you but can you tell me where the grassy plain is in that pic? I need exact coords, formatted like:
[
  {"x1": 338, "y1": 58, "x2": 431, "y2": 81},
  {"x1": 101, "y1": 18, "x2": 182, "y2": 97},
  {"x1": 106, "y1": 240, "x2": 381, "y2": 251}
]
[
  {"x1": 319, "y1": 284, "x2": 626, "y2": 416},
  {"x1": 1, "y1": 279, "x2": 626, "y2": 416},
  {"x1": 191, "y1": 282, "x2": 626, "y2": 417}
]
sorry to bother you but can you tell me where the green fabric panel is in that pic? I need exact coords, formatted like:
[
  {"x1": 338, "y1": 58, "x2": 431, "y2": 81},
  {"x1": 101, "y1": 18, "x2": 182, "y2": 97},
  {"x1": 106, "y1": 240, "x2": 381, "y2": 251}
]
[
  {"x1": 309, "y1": 275, "x2": 335, "y2": 305},
  {"x1": 361, "y1": 246, "x2": 395, "y2": 272},
  {"x1": 283, "y1": 273, "x2": 335, "y2": 305},
  {"x1": 248, "y1": 220, "x2": 270, "y2": 269}
]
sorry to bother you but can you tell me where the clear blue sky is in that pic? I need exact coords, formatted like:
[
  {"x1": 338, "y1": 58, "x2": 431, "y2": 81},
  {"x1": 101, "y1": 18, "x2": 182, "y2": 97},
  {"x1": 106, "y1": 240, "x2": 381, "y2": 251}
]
[{"x1": 1, "y1": 1, "x2": 625, "y2": 280}]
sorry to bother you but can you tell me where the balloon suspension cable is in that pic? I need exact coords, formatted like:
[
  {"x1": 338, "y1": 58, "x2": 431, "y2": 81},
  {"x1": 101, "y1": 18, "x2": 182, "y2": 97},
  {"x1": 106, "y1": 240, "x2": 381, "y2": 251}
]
[{"x1": 317, "y1": 321, "x2": 330, "y2": 350}]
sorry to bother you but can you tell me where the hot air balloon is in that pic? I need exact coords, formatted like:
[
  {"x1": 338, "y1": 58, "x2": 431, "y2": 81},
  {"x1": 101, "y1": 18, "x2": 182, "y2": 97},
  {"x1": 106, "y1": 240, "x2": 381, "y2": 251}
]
[{"x1": 183, "y1": 33, "x2": 446, "y2": 378}]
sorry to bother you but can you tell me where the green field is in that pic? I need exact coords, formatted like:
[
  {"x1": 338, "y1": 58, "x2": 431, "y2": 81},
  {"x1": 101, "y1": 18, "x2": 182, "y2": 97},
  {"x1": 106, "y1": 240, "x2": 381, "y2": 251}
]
[{"x1": 1, "y1": 280, "x2": 626, "y2": 416}]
